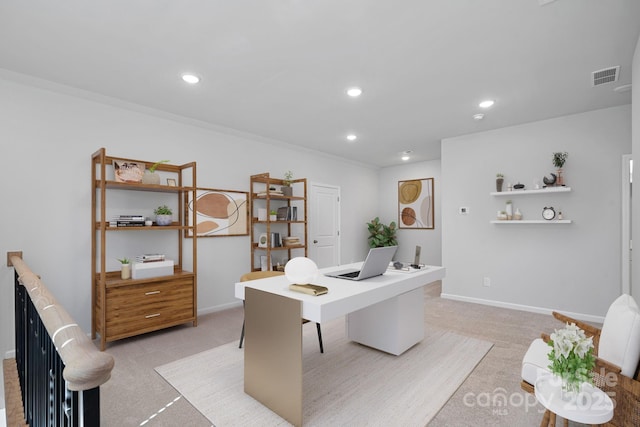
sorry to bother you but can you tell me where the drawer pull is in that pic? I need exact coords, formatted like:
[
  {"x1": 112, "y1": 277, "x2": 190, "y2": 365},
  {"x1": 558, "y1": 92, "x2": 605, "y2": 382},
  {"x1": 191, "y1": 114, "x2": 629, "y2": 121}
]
[
  {"x1": 145, "y1": 291, "x2": 161, "y2": 295},
  {"x1": 145, "y1": 313, "x2": 161, "y2": 319}
]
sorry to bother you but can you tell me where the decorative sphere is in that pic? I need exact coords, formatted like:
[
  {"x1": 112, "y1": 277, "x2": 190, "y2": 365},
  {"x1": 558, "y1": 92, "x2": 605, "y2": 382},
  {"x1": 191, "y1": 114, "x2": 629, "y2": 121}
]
[{"x1": 285, "y1": 257, "x2": 319, "y2": 285}]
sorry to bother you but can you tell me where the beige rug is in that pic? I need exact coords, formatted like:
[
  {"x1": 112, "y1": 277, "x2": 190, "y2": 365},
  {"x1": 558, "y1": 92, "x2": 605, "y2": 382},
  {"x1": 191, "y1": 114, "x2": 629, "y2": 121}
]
[{"x1": 156, "y1": 317, "x2": 492, "y2": 426}]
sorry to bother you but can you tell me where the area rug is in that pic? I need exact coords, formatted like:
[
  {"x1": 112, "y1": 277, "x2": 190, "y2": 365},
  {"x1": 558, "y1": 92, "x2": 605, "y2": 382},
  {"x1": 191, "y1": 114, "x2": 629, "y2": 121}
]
[{"x1": 156, "y1": 317, "x2": 493, "y2": 426}]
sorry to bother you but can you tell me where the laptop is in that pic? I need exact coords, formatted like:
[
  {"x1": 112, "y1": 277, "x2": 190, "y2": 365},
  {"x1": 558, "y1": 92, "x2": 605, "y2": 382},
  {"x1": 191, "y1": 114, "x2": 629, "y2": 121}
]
[{"x1": 325, "y1": 245, "x2": 398, "y2": 281}]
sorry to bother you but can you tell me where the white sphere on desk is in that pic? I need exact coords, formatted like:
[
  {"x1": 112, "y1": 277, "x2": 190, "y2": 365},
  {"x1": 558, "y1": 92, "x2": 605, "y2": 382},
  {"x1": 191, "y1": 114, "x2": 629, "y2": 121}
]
[{"x1": 285, "y1": 257, "x2": 319, "y2": 285}]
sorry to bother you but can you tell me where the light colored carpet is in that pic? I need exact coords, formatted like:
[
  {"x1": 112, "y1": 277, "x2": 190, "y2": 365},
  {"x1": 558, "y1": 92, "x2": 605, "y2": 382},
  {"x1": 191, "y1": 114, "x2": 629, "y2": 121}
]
[{"x1": 156, "y1": 316, "x2": 493, "y2": 426}]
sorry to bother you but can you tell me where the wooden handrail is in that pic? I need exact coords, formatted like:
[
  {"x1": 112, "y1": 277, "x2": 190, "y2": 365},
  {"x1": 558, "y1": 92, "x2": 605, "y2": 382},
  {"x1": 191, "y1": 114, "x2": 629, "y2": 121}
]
[{"x1": 9, "y1": 254, "x2": 114, "y2": 391}]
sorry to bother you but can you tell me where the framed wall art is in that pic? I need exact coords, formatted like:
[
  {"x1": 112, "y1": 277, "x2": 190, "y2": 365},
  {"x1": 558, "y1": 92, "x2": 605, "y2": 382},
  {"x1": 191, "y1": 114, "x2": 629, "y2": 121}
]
[
  {"x1": 186, "y1": 188, "x2": 249, "y2": 237},
  {"x1": 398, "y1": 178, "x2": 434, "y2": 229},
  {"x1": 113, "y1": 159, "x2": 145, "y2": 183}
]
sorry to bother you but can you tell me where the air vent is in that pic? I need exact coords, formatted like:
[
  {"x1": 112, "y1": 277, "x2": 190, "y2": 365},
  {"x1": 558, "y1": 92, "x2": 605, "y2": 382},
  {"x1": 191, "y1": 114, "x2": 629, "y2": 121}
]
[{"x1": 592, "y1": 66, "x2": 620, "y2": 87}]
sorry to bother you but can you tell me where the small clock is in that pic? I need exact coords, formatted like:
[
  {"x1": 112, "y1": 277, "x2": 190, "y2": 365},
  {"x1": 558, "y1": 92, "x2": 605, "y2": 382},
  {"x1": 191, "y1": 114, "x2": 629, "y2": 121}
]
[{"x1": 542, "y1": 206, "x2": 556, "y2": 220}]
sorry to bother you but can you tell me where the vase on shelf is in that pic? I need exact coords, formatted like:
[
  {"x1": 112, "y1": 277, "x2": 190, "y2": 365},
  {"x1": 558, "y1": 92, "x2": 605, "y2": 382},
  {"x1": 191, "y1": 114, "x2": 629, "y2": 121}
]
[
  {"x1": 496, "y1": 178, "x2": 504, "y2": 192},
  {"x1": 556, "y1": 169, "x2": 564, "y2": 186},
  {"x1": 121, "y1": 263, "x2": 131, "y2": 280},
  {"x1": 142, "y1": 170, "x2": 161, "y2": 185},
  {"x1": 156, "y1": 214, "x2": 172, "y2": 226}
]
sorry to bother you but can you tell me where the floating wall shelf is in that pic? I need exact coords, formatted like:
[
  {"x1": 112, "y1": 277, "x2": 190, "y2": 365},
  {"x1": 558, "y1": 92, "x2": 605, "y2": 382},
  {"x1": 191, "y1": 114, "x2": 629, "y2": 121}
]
[
  {"x1": 490, "y1": 187, "x2": 571, "y2": 196},
  {"x1": 490, "y1": 220, "x2": 572, "y2": 224}
]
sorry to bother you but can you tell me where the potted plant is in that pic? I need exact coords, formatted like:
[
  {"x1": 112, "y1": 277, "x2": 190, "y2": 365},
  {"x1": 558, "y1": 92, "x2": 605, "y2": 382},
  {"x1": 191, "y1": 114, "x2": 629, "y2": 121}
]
[
  {"x1": 281, "y1": 170, "x2": 294, "y2": 197},
  {"x1": 552, "y1": 152, "x2": 568, "y2": 186},
  {"x1": 154, "y1": 205, "x2": 173, "y2": 226},
  {"x1": 367, "y1": 217, "x2": 397, "y2": 248},
  {"x1": 496, "y1": 173, "x2": 504, "y2": 192},
  {"x1": 142, "y1": 159, "x2": 170, "y2": 185},
  {"x1": 117, "y1": 257, "x2": 131, "y2": 279},
  {"x1": 269, "y1": 210, "x2": 277, "y2": 221}
]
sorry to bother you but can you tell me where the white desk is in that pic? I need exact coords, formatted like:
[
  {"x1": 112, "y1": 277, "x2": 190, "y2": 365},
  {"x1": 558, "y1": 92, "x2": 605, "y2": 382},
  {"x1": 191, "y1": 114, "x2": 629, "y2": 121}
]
[
  {"x1": 235, "y1": 263, "x2": 446, "y2": 426},
  {"x1": 535, "y1": 373, "x2": 613, "y2": 426}
]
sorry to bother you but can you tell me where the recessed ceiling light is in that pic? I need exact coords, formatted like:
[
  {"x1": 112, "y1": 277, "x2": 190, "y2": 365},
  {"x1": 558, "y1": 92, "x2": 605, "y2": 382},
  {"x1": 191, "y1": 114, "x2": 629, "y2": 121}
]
[
  {"x1": 473, "y1": 113, "x2": 485, "y2": 120},
  {"x1": 182, "y1": 74, "x2": 200, "y2": 84},
  {"x1": 401, "y1": 150, "x2": 412, "y2": 161},
  {"x1": 346, "y1": 134, "x2": 357, "y2": 141},
  {"x1": 346, "y1": 87, "x2": 362, "y2": 97},
  {"x1": 479, "y1": 100, "x2": 494, "y2": 108}
]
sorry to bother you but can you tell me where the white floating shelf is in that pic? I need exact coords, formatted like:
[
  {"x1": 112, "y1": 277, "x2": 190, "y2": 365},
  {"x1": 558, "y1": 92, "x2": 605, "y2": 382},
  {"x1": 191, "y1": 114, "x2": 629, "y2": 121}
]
[
  {"x1": 490, "y1": 187, "x2": 571, "y2": 196},
  {"x1": 490, "y1": 220, "x2": 572, "y2": 224}
]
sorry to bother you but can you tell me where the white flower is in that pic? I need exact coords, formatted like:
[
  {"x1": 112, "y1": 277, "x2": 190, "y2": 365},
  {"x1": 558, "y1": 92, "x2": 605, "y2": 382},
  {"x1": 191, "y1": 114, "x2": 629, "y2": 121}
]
[{"x1": 574, "y1": 336, "x2": 594, "y2": 358}]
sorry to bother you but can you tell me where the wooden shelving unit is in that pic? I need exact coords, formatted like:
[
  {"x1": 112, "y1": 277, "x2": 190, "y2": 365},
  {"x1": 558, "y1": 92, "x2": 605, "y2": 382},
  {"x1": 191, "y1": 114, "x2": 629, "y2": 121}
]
[
  {"x1": 91, "y1": 148, "x2": 198, "y2": 350},
  {"x1": 250, "y1": 173, "x2": 307, "y2": 272}
]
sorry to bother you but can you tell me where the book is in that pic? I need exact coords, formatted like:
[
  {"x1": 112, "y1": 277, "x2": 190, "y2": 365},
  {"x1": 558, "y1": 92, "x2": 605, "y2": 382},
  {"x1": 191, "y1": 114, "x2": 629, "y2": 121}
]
[{"x1": 289, "y1": 284, "x2": 329, "y2": 296}]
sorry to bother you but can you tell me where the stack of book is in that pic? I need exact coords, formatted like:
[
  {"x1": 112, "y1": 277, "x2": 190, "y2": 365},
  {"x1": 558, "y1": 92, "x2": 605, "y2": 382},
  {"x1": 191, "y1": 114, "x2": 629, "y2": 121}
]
[
  {"x1": 282, "y1": 236, "x2": 300, "y2": 247},
  {"x1": 111, "y1": 215, "x2": 145, "y2": 227},
  {"x1": 136, "y1": 253, "x2": 166, "y2": 263}
]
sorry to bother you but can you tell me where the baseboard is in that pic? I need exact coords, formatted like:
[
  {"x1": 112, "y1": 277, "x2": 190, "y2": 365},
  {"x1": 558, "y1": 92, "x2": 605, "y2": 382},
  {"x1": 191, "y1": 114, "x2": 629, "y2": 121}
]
[
  {"x1": 197, "y1": 300, "x2": 242, "y2": 316},
  {"x1": 440, "y1": 293, "x2": 606, "y2": 324}
]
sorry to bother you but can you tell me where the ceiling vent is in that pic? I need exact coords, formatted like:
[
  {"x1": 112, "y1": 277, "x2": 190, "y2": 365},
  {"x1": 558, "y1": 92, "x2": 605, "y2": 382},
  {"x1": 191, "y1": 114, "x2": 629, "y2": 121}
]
[{"x1": 592, "y1": 66, "x2": 620, "y2": 87}]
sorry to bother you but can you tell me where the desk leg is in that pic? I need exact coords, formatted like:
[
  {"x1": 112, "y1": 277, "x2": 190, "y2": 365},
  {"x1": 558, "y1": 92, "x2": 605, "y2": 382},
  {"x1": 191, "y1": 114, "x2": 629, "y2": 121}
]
[{"x1": 244, "y1": 288, "x2": 302, "y2": 426}]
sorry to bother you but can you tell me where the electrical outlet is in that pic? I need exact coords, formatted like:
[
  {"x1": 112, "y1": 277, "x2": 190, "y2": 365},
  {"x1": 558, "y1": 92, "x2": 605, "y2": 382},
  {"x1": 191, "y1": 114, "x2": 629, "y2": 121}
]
[{"x1": 483, "y1": 277, "x2": 491, "y2": 287}]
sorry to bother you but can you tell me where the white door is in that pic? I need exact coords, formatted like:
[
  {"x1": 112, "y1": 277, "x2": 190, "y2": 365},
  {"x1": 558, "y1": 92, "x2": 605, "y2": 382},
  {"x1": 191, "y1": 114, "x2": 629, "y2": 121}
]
[{"x1": 309, "y1": 183, "x2": 340, "y2": 268}]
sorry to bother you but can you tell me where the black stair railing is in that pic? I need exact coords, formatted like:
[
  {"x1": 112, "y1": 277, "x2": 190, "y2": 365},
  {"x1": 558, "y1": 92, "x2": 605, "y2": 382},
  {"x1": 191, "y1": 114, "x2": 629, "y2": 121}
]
[{"x1": 9, "y1": 253, "x2": 114, "y2": 426}]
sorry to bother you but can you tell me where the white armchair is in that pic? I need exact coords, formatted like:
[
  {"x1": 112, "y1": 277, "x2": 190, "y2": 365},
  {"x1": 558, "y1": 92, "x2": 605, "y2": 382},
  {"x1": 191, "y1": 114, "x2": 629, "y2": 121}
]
[{"x1": 521, "y1": 294, "x2": 640, "y2": 426}]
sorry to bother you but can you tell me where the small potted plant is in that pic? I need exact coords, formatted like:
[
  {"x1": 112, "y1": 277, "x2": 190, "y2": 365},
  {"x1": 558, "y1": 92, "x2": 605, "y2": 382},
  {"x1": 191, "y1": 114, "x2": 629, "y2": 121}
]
[
  {"x1": 117, "y1": 257, "x2": 131, "y2": 279},
  {"x1": 142, "y1": 159, "x2": 170, "y2": 185},
  {"x1": 552, "y1": 152, "x2": 568, "y2": 186},
  {"x1": 281, "y1": 170, "x2": 294, "y2": 197},
  {"x1": 154, "y1": 205, "x2": 173, "y2": 226},
  {"x1": 496, "y1": 173, "x2": 504, "y2": 192},
  {"x1": 269, "y1": 210, "x2": 277, "y2": 221}
]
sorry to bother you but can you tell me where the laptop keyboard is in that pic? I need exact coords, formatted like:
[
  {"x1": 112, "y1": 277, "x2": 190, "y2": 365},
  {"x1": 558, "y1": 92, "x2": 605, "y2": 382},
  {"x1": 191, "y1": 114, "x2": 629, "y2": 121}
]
[{"x1": 339, "y1": 271, "x2": 360, "y2": 278}]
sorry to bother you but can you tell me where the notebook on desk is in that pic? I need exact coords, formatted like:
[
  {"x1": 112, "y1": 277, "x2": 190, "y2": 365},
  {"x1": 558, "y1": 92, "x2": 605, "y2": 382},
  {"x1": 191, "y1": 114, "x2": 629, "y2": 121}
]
[{"x1": 325, "y1": 245, "x2": 398, "y2": 281}]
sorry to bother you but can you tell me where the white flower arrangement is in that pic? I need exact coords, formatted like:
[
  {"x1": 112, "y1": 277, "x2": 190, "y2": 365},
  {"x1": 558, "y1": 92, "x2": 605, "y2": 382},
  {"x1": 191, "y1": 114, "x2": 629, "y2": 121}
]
[{"x1": 547, "y1": 322, "x2": 596, "y2": 392}]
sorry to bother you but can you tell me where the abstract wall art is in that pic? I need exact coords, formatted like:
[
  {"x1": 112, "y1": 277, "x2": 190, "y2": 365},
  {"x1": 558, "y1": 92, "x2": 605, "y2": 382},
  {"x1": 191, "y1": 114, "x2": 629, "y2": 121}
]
[
  {"x1": 186, "y1": 188, "x2": 249, "y2": 237},
  {"x1": 398, "y1": 178, "x2": 434, "y2": 229}
]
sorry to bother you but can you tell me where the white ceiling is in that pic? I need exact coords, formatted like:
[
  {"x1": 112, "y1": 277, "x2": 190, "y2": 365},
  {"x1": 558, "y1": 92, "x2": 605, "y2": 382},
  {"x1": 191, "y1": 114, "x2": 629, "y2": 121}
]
[{"x1": 0, "y1": 1, "x2": 638, "y2": 167}]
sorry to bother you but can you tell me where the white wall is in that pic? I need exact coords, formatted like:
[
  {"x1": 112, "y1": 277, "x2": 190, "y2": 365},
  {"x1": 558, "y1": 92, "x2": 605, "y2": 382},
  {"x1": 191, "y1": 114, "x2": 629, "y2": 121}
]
[
  {"x1": 0, "y1": 76, "x2": 381, "y2": 360},
  {"x1": 377, "y1": 160, "x2": 442, "y2": 266},
  {"x1": 441, "y1": 106, "x2": 631, "y2": 320},
  {"x1": 632, "y1": 34, "x2": 640, "y2": 299}
]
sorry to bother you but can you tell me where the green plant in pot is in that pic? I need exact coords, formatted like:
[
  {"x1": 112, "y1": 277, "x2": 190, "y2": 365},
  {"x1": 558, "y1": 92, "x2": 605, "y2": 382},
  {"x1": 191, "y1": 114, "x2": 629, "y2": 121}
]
[
  {"x1": 552, "y1": 152, "x2": 568, "y2": 186},
  {"x1": 154, "y1": 205, "x2": 173, "y2": 226},
  {"x1": 142, "y1": 159, "x2": 170, "y2": 185},
  {"x1": 367, "y1": 217, "x2": 397, "y2": 248},
  {"x1": 281, "y1": 170, "x2": 294, "y2": 197}
]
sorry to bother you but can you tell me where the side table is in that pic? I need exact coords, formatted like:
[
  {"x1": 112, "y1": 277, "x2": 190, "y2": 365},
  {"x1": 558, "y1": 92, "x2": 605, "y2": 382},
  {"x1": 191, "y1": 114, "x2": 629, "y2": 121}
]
[{"x1": 535, "y1": 373, "x2": 613, "y2": 427}]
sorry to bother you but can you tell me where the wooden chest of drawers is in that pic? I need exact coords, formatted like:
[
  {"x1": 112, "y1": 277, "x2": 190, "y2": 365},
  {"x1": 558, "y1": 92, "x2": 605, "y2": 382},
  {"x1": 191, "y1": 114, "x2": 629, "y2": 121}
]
[{"x1": 95, "y1": 271, "x2": 196, "y2": 345}]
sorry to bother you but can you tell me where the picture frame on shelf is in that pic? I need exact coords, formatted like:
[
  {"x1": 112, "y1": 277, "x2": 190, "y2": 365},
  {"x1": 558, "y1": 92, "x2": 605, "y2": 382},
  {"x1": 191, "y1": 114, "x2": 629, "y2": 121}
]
[
  {"x1": 166, "y1": 178, "x2": 177, "y2": 187},
  {"x1": 113, "y1": 159, "x2": 145, "y2": 183},
  {"x1": 398, "y1": 178, "x2": 434, "y2": 229},
  {"x1": 186, "y1": 187, "x2": 249, "y2": 237}
]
